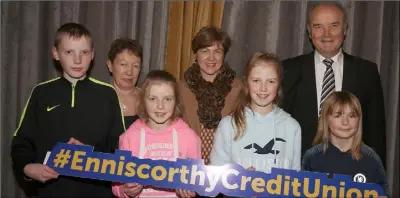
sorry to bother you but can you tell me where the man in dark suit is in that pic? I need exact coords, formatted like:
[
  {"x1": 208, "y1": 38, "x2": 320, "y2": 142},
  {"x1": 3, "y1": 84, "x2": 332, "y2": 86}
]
[{"x1": 282, "y1": 2, "x2": 386, "y2": 166}]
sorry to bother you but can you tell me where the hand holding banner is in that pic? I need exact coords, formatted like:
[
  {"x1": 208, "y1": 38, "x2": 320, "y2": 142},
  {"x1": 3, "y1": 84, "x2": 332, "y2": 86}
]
[{"x1": 45, "y1": 143, "x2": 385, "y2": 197}]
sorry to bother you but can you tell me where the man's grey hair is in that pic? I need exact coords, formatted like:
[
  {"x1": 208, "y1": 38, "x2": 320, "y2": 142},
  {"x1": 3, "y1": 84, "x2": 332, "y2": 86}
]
[{"x1": 307, "y1": 1, "x2": 348, "y2": 29}]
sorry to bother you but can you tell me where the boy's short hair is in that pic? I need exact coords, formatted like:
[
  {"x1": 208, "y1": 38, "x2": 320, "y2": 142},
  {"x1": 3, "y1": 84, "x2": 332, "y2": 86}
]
[
  {"x1": 108, "y1": 38, "x2": 143, "y2": 63},
  {"x1": 53, "y1": 22, "x2": 93, "y2": 49}
]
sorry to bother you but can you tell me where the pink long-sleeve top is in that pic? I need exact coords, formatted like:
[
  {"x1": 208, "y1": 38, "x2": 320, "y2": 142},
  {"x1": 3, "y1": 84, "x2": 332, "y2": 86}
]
[{"x1": 112, "y1": 118, "x2": 201, "y2": 197}]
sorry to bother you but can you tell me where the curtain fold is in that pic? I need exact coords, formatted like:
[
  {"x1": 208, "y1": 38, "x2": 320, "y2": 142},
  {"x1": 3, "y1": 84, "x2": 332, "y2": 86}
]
[
  {"x1": 221, "y1": 1, "x2": 399, "y2": 197},
  {"x1": 0, "y1": 1, "x2": 169, "y2": 197},
  {"x1": 165, "y1": 1, "x2": 224, "y2": 80}
]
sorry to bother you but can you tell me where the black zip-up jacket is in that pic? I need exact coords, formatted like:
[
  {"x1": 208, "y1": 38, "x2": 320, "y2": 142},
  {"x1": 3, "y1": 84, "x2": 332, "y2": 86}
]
[{"x1": 11, "y1": 76, "x2": 126, "y2": 197}]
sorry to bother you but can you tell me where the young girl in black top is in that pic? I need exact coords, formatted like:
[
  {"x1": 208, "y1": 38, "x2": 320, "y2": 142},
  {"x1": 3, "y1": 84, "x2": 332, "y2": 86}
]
[{"x1": 302, "y1": 91, "x2": 388, "y2": 197}]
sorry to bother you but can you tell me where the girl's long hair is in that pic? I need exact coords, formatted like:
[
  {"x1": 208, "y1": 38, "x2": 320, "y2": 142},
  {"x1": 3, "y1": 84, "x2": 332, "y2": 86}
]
[
  {"x1": 313, "y1": 91, "x2": 363, "y2": 160},
  {"x1": 231, "y1": 52, "x2": 283, "y2": 140},
  {"x1": 137, "y1": 70, "x2": 182, "y2": 122}
]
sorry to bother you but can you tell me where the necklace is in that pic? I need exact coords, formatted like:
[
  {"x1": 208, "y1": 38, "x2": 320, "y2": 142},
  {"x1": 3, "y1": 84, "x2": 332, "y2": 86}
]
[{"x1": 122, "y1": 104, "x2": 126, "y2": 112}]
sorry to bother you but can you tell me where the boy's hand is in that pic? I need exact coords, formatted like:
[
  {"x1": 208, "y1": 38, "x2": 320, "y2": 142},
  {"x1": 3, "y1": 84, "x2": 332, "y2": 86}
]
[
  {"x1": 176, "y1": 189, "x2": 196, "y2": 198},
  {"x1": 67, "y1": 137, "x2": 84, "y2": 145},
  {"x1": 23, "y1": 163, "x2": 58, "y2": 183},
  {"x1": 123, "y1": 183, "x2": 143, "y2": 197}
]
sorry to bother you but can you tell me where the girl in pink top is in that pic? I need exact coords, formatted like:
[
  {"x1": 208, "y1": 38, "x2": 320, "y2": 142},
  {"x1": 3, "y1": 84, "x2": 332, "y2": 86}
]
[{"x1": 112, "y1": 70, "x2": 200, "y2": 198}]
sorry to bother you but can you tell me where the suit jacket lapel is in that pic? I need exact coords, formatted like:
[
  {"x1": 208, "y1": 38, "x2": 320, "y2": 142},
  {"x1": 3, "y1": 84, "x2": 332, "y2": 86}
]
[
  {"x1": 302, "y1": 52, "x2": 318, "y2": 120},
  {"x1": 342, "y1": 52, "x2": 357, "y2": 92}
]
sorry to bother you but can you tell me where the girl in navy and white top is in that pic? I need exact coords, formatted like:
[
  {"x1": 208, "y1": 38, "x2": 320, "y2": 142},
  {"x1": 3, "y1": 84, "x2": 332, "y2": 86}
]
[{"x1": 302, "y1": 91, "x2": 388, "y2": 196}]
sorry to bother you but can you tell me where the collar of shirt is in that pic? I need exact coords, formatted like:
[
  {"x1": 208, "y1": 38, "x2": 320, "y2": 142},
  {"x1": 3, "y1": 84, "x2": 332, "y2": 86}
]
[
  {"x1": 327, "y1": 141, "x2": 351, "y2": 155},
  {"x1": 314, "y1": 49, "x2": 343, "y2": 65},
  {"x1": 314, "y1": 49, "x2": 344, "y2": 112}
]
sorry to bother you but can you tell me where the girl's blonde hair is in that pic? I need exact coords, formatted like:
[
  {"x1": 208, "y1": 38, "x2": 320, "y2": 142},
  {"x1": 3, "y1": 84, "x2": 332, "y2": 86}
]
[
  {"x1": 232, "y1": 52, "x2": 283, "y2": 141},
  {"x1": 313, "y1": 91, "x2": 363, "y2": 160},
  {"x1": 137, "y1": 70, "x2": 182, "y2": 122}
]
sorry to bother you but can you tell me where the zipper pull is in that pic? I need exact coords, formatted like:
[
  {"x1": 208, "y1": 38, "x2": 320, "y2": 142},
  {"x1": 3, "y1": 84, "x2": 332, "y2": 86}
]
[{"x1": 71, "y1": 84, "x2": 76, "y2": 107}]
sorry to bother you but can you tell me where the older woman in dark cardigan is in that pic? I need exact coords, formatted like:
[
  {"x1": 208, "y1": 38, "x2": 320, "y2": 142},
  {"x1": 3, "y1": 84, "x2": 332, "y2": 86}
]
[{"x1": 107, "y1": 38, "x2": 142, "y2": 127}]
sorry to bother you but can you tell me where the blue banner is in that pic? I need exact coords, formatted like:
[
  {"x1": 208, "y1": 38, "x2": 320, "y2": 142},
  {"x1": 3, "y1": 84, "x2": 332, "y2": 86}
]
[{"x1": 45, "y1": 143, "x2": 385, "y2": 197}]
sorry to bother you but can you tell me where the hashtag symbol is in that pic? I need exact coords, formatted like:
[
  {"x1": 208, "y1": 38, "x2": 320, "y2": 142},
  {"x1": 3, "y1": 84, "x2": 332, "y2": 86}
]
[{"x1": 53, "y1": 149, "x2": 72, "y2": 168}]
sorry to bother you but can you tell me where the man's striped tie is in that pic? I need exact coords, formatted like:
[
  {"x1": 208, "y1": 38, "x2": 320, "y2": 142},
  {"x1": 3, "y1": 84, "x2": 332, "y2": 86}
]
[{"x1": 319, "y1": 59, "x2": 335, "y2": 115}]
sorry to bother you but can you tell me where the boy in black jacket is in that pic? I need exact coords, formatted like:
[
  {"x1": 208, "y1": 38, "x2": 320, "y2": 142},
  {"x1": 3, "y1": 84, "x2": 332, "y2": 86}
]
[{"x1": 11, "y1": 22, "x2": 126, "y2": 197}]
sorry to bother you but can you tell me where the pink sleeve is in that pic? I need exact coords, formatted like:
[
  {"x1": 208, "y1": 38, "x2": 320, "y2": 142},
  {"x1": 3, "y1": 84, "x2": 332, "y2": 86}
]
[
  {"x1": 187, "y1": 132, "x2": 201, "y2": 159},
  {"x1": 112, "y1": 134, "x2": 129, "y2": 198}
]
